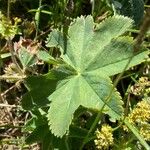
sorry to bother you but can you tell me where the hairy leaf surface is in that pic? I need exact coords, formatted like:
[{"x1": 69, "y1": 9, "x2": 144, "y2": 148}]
[{"x1": 46, "y1": 15, "x2": 148, "y2": 137}]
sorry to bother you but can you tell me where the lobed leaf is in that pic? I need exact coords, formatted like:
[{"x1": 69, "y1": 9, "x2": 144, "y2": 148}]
[
  {"x1": 22, "y1": 70, "x2": 69, "y2": 110},
  {"x1": 45, "y1": 15, "x2": 148, "y2": 137}
]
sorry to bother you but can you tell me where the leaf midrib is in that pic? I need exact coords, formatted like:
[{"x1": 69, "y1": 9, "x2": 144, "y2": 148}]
[{"x1": 85, "y1": 53, "x2": 136, "y2": 73}]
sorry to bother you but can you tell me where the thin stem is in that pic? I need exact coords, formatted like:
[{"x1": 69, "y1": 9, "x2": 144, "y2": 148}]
[
  {"x1": 7, "y1": 0, "x2": 10, "y2": 19},
  {"x1": 144, "y1": 5, "x2": 150, "y2": 8},
  {"x1": 35, "y1": 0, "x2": 42, "y2": 40},
  {"x1": 0, "y1": 124, "x2": 23, "y2": 128},
  {"x1": 7, "y1": 0, "x2": 23, "y2": 75},
  {"x1": 1, "y1": 84, "x2": 16, "y2": 96},
  {"x1": 124, "y1": 85, "x2": 132, "y2": 116},
  {"x1": 113, "y1": 84, "x2": 132, "y2": 132},
  {"x1": 65, "y1": 135, "x2": 70, "y2": 150},
  {"x1": 0, "y1": 103, "x2": 20, "y2": 108},
  {"x1": 0, "y1": 41, "x2": 2, "y2": 101},
  {"x1": 7, "y1": 40, "x2": 23, "y2": 75},
  {"x1": 0, "y1": 75, "x2": 26, "y2": 80},
  {"x1": 91, "y1": 0, "x2": 95, "y2": 16},
  {"x1": 79, "y1": 110, "x2": 103, "y2": 150},
  {"x1": 124, "y1": 119, "x2": 150, "y2": 150},
  {"x1": 134, "y1": 8, "x2": 150, "y2": 52}
]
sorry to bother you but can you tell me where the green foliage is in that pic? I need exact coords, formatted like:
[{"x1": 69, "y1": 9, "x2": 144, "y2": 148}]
[
  {"x1": 42, "y1": 15, "x2": 148, "y2": 137},
  {"x1": 0, "y1": 11, "x2": 20, "y2": 39},
  {"x1": 23, "y1": 110, "x2": 88, "y2": 149},
  {"x1": 22, "y1": 70, "x2": 69, "y2": 110},
  {"x1": 112, "y1": 0, "x2": 144, "y2": 25},
  {"x1": 18, "y1": 47, "x2": 37, "y2": 68},
  {"x1": 37, "y1": 50, "x2": 58, "y2": 65},
  {"x1": 1, "y1": 0, "x2": 149, "y2": 149}
]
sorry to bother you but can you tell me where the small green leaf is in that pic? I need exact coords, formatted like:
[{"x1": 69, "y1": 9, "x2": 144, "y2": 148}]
[
  {"x1": 37, "y1": 50, "x2": 58, "y2": 64},
  {"x1": 18, "y1": 47, "x2": 37, "y2": 68},
  {"x1": 46, "y1": 29, "x2": 64, "y2": 52}
]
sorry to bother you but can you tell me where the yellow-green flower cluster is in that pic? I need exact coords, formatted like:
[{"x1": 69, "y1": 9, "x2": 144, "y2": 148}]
[
  {"x1": 0, "y1": 11, "x2": 21, "y2": 39},
  {"x1": 130, "y1": 77, "x2": 150, "y2": 97},
  {"x1": 94, "y1": 124, "x2": 114, "y2": 150},
  {"x1": 140, "y1": 124, "x2": 150, "y2": 141},
  {"x1": 128, "y1": 100, "x2": 150, "y2": 123},
  {"x1": 4, "y1": 63, "x2": 20, "y2": 83},
  {"x1": 126, "y1": 100, "x2": 150, "y2": 141}
]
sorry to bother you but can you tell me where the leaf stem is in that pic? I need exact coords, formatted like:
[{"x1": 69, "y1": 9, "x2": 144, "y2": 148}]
[
  {"x1": 0, "y1": 124, "x2": 23, "y2": 129},
  {"x1": 80, "y1": 107, "x2": 104, "y2": 149},
  {"x1": 0, "y1": 75, "x2": 26, "y2": 80},
  {"x1": 91, "y1": 0, "x2": 95, "y2": 16},
  {"x1": 65, "y1": 135, "x2": 70, "y2": 150},
  {"x1": 35, "y1": 0, "x2": 42, "y2": 40},
  {"x1": 0, "y1": 103, "x2": 20, "y2": 108},
  {"x1": 134, "y1": 8, "x2": 150, "y2": 52},
  {"x1": 124, "y1": 119, "x2": 150, "y2": 150},
  {"x1": 7, "y1": 0, "x2": 23, "y2": 75}
]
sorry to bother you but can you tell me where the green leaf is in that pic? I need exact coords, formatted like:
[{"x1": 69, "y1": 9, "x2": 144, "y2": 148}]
[
  {"x1": 25, "y1": 119, "x2": 69, "y2": 150},
  {"x1": 47, "y1": 74, "x2": 123, "y2": 136},
  {"x1": 69, "y1": 125, "x2": 88, "y2": 138},
  {"x1": 67, "y1": 126, "x2": 89, "y2": 150},
  {"x1": 46, "y1": 29, "x2": 64, "y2": 52},
  {"x1": 45, "y1": 15, "x2": 148, "y2": 137},
  {"x1": 37, "y1": 50, "x2": 58, "y2": 64},
  {"x1": 22, "y1": 70, "x2": 69, "y2": 110},
  {"x1": 23, "y1": 109, "x2": 48, "y2": 132},
  {"x1": 25, "y1": 124, "x2": 49, "y2": 144},
  {"x1": 18, "y1": 47, "x2": 37, "y2": 68},
  {"x1": 85, "y1": 37, "x2": 148, "y2": 76},
  {"x1": 42, "y1": 133, "x2": 69, "y2": 150}
]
